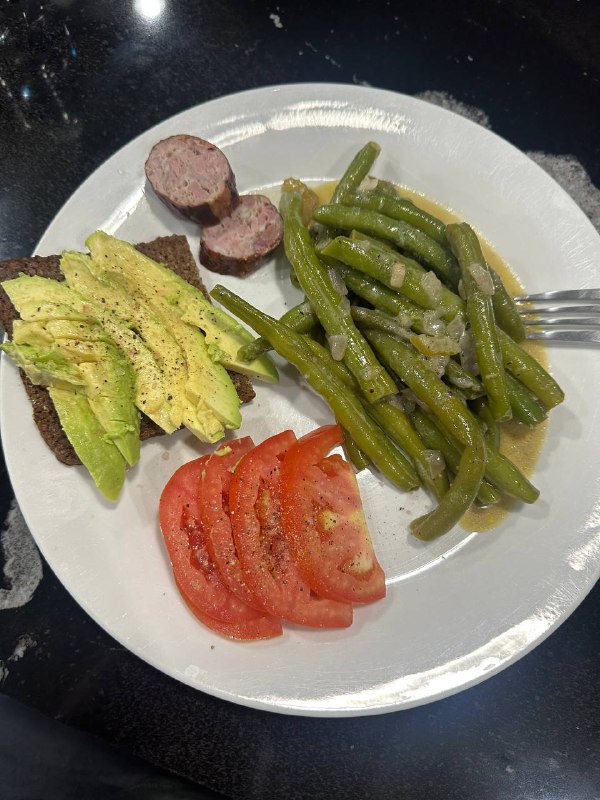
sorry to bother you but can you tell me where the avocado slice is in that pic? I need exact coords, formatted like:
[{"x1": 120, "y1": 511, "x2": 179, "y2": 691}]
[
  {"x1": 0, "y1": 341, "x2": 86, "y2": 392},
  {"x1": 4, "y1": 271, "x2": 176, "y2": 435},
  {"x1": 59, "y1": 252, "x2": 224, "y2": 443},
  {"x1": 6, "y1": 317, "x2": 140, "y2": 468},
  {"x1": 62, "y1": 256, "x2": 226, "y2": 444},
  {"x1": 49, "y1": 388, "x2": 126, "y2": 502},
  {"x1": 58, "y1": 253, "x2": 177, "y2": 434},
  {"x1": 82, "y1": 236, "x2": 241, "y2": 431},
  {"x1": 86, "y1": 231, "x2": 278, "y2": 384}
]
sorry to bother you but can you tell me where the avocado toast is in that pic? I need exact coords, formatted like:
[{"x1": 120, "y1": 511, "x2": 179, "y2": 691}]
[{"x1": 0, "y1": 234, "x2": 276, "y2": 497}]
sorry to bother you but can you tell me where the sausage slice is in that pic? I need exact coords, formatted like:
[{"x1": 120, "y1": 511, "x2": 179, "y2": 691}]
[
  {"x1": 200, "y1": 194, "x2": 283, "y2": 276},
  {"x1": 145, "y1": 135, "x2": 238, "y2": 225}
]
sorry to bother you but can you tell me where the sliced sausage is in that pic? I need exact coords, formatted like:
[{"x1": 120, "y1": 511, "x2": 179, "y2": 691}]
[
  {"x1": 200, "y1": 194, "x2": 283, "y2": 276},
  {"x1": 145, "y1": 135, "x2": 238, "y2": 225}
]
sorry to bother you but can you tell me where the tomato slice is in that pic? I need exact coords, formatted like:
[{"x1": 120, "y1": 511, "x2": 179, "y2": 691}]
[
  {"x1": 176, "y1": 578, "x2": 283, "y2": 641},
  {"x1": 229, "y1": 430, "x2": 353, "y2": 628},
  {"x1": 159, "y1": 456, "x2": 282, "y2": 640},
  {"x1": 200, "y1": 437, "x2": 261, "y2": 609},
  {"x1": 280, "y1": 424, "x2": 386, "y2": 604}
]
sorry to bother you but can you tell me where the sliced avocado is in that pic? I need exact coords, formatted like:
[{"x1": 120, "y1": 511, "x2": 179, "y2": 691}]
[
  {"x1": 82, "y1": 235, "x2": 241, "y2": 431},
  {"x1": 0, "y1": 341, "x2": 86, "y2": 392},
  {"x1": 59, "y1": 253, "x2": 177, "y2": 434},
  {"x1": 86, "y1": 231, "x2": 278, "y2": 384},
  {"x1": 60, "y1": 251, "x2": 224, "y2": 443},
  {"x1": 49, "y1": 387, "x2": 126, "y2": 502},
  {"x1": 6, "y1": 315, "x2": 140, "y2": 468},
  {"x1": 2, "y1": 274, "x2": 96, "y2": 324}
]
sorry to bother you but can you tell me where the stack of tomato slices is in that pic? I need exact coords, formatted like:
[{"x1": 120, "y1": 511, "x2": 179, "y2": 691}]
[{"x1": 158, "y1": 424, "x2": 386, "y2": 641}]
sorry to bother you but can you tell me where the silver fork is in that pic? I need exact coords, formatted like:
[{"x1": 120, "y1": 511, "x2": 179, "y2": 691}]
[{"x1": 514, "y1": 289, "x2": 600, "y2": 344}]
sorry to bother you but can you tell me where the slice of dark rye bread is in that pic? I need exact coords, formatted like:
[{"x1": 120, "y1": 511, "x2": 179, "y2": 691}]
[{"x1": 0, "y1": 235, "x2": 255, "y2": 466}]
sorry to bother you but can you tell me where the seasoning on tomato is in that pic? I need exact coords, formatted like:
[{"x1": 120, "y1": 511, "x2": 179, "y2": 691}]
[
  {"x1": 229, "y1": 430, "x2": 353, "y2": 628},
  {"x1": 200, "y1": 437, "x2": 262, "y2": 609},
  {"x1": 158, "y1": 456, "x2": 282, "y2": 640},
  {"x1": 280, "y1": 424, "x2": 386, "y2": 604}
]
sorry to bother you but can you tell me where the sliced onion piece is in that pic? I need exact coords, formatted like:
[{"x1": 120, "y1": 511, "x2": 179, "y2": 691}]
[
  {"x1": 328, "y1": 266, "x2": 348, "y2": 296},
  {"x1": 358, "y1": 176, "x2": 379, "y2": 193},
  {"x1": 396, "y1": 311, "x2": 413, "y2": 328},
  {"x1": 425, "y1": 355, "x2": 450, "y2": 378},
  {"x1": 448, "y1": 374, "x2": 478, "y2": 391},
  {"x1": 459, "y1": 329, "x2": 480, "y2": 375},
  {"x1": 401, "y1": 388, "x2": 427, "y2": 412},
  {"x1": 328, "y1": 334, "x2": 347, "y2": 361},
  {"x1": 337, "y1": 296, "x2": 352, "y2": 316},
  {"x1": 468, "y1": 262, "x2": 495, "y2": 296},
  {"x1": 420, "y1": 271, "x2": 443, "y2": 306},
  {"x1": 422, "y1": 310, "x2": 446, "y2": 336},
  {"x1": 410, "y1": 334, "x2": 460, "y2": 357},
  {"x1": 389, "y1": 261, "x2": 406, "y2": 289},
  {"x1": 423, "y1": 449, "x2": 446, "y2": 479},
  {"x1": 446, "y1": 314, "x2": 466, "y2": 341},
  {"x1": 298, "y1": 300, "x2": 314, "y2": 317},
  {"x1": 358, "y1": 365, "x2": 382, "y2": 382}
]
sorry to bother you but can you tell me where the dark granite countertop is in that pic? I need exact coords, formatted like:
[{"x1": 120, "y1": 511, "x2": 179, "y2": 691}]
[{"x1": 1, "y1": 1, "x2": 599, "y2": 798}]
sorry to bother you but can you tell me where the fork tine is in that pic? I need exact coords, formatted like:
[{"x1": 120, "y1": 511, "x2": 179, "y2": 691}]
[
  {"x1": 518, "y1": 304, "x2": 600, "y2": 316},
  {"x1": 527, "y1": 329, "x2": 600, "y2": 344},
  {"x1": 522, "y1": 316, "x2": 600, "y2": 327},
  {"x1": 515, "y1": 289, "x2": 600, "y2": 302}
]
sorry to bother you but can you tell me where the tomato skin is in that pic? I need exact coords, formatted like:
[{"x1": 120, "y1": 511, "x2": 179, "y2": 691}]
[
  {"x1": 229, "y1": 430, "x2": 353, "y2": 629},
  {"x1": 159, "y1": 456, "x2": 282, "y2": 640},
  {"x1": 280, "y1": 424, "x2": 386, "y2": 605},
  {"x1": 176, "y1": 579, "x2": 283, "y2": 641},
  {"x1": 200, "y1": 437, "x2": 261, "y2": 609}
]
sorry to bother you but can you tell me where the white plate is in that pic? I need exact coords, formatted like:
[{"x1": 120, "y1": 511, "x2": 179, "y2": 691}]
[{"x1": 2, "y1": 84, "x2": 600, "y2": 717}]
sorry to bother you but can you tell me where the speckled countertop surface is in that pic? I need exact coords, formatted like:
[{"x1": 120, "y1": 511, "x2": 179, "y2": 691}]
[{"x1": 1, "y1": 1, "x2": 599, "y2": 798}]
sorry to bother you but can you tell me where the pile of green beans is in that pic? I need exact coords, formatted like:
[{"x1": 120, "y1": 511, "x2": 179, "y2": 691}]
[{"x1": 217, "y1": 143, "x2": 564, "y2": 540}]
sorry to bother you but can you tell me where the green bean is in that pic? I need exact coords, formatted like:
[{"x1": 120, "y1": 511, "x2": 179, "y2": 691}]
[
  {"x1": 489, "y1": 269, "x2": 527, "y2": 342},
  {"x1": 471, "y1": 397, "x2": 501, "y2": 450},
  {"x1": 447, "y1": 223, "x2": 511, "y2": 421},
  {"x1": 238, "y1": 301, "x2": 316, "y2": 362},
  {"x1": 444, "y1": 359, "x2": 485, "y2": 397},
  {"x1": 281, "y1": 190, "x2": 399, "y2": 403},
  {"x1": 360, "y1": 329, "x2": 486, "y2": 536},
  {"x1": 357, "y1": 194, "x2": 526, "y2": 341},
  {"x1": 410, "y1": 408, "x2": 501, "y2": 506},
  {"x1": 320, "y1": 236, "x2": 463, "y2": 320},
  {"x1": 330, "y1": 142, "x2": 382, "y2": 204},
  {"x1": 336, "y1": 265, "x2": 428, "y2": 330},
  {"x1": 364, "y1": 329, "x2": 539, "y2": 503},
  {"x1": 348, "y1": 217, "x2": 526, "y2": 341},
  {"x1": 315, "y1": 143, "x2": 382, "y2": 247},
  {"x1": 342, "y1": 191, "x2": 448, "y2": 246},
  {"x1": 289, "y1": 269, "x2": 302, "y2": 290},
  {"x1": 301, "y1": 334, "x2": 447, "y2": 499},
  {"x1": 368, "y1": 179, "x2": 400, "y2": 199},
  {"x1": 498, "y1": 329, "x2": 564, "y2": 409},
  {"x1": 483, "y1": 440, "x2": 539, "y2": 502},
  {"x1": 411, "y1": 434, "x2": 486, "y2": 540},
  {"x1": 365, "y1": 331, "x2": 479, "y2": 446},
  {"x1": 368, "y1": 400, "x2": 449, "y2": 499},
  {"x1": 505, "y1": 372, "x2": 547, "y2": 426},
  {"x1": 313, "y1": 204, "x2": 460, "y2": 285},
  {"x1": 246, "y1": 299, "x2": 485, "y2": 407},
  {"x1": 350, "y1": 306, "x2": 413, "y2": 341},
  {"x1": 342, "y1": 428, "x2": 370, "y2": 471},
  {"x1": 210, "y1": 284, "x2": 419, "y2": 491}
]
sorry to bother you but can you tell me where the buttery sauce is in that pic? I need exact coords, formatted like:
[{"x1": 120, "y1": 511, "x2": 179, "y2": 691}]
[{"x1": 314, "y1": 180, "x2": 550, "y2": 533}]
